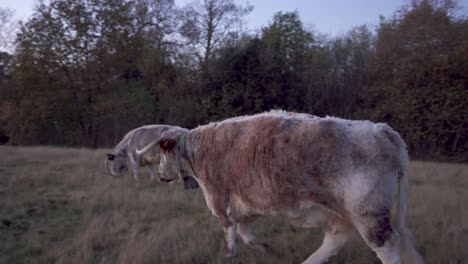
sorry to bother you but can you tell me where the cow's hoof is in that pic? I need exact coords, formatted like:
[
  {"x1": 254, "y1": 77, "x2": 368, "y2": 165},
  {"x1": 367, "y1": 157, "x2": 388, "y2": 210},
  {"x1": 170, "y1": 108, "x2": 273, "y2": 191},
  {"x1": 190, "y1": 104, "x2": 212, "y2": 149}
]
[{"x1": 225, "y1": 248, "x2": 236, "y2": 258}]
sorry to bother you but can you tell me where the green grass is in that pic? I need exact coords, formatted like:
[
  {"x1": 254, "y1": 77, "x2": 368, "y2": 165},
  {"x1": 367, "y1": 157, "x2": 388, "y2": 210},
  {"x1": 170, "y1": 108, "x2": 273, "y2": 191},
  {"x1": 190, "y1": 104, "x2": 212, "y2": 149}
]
[{"x1": 0, "y1": 146, "x2": 467, "y2": 264}]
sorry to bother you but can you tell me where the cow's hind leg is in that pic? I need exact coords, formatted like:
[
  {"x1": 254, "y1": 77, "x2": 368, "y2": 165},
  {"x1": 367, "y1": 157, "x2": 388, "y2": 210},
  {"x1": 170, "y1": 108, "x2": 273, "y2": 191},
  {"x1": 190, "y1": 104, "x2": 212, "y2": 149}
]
[
  {"x1": 302, "y1": 216, "x2": 353, "y2": 264},
  {"x1": 352, "y1": 208, "x2": 401, "y2": 264},
  {"x1": 237, "y1": 217, "x2": 273, "y2": 254}
]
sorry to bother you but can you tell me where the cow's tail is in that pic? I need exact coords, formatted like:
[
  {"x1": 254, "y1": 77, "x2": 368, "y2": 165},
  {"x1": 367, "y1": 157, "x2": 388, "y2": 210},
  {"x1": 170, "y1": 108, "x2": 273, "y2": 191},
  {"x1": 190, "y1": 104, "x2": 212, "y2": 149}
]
[
  {"x1": 397, "y1": 159, "x2": 425, "y2": 264},
  {"x1": 374, "y1": 124, "x2": 424, "y2": 264}
]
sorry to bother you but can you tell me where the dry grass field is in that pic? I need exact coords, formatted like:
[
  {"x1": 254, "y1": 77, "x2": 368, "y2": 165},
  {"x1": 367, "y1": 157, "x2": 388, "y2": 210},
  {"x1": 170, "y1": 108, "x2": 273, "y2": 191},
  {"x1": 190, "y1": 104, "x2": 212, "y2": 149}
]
[{"x1": 0, "y1": 146, "x2": 467, "y2": 264}]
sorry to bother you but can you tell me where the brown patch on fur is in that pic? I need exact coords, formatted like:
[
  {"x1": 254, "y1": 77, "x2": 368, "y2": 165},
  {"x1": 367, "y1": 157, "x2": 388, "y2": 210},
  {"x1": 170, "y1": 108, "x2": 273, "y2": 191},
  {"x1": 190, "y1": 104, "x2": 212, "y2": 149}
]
[{"x1": 189, "y1": 116, "x2": 348, "y2": 216}]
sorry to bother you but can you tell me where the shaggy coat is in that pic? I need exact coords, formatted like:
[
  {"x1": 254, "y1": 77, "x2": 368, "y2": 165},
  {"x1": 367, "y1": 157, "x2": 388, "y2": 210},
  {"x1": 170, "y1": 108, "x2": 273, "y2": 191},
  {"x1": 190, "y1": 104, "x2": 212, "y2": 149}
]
[{"x1": 138, "y1": 111, "x2": 424, "y2": 264}]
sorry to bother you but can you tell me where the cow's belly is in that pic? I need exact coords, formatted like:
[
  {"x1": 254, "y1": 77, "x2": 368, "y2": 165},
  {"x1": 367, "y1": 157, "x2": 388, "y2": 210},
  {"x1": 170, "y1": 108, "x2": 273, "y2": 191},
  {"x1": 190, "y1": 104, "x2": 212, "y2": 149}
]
[
  {"x1": 285, "y1": 205, "x2": 331, "y2": 228},
  {"x1": 232, "y1": 194, "x2": 332, "y2": 229}
]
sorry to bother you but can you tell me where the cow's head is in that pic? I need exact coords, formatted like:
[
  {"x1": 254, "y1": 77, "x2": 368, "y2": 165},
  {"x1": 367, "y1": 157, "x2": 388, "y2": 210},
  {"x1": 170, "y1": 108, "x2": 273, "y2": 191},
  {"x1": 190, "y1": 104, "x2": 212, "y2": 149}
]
[
  {"x1": 157, "y1": 137, "x2": 180, "y2": 182},
  {"x1": 136, "y1": 131, "x2": 189, "y2": 183},
  {"x1": 104, "y1": 152, "x2": 128, "y2": 176},
  {"x1": 156, "y1": 133, "x2": 190, "y2": 182}
]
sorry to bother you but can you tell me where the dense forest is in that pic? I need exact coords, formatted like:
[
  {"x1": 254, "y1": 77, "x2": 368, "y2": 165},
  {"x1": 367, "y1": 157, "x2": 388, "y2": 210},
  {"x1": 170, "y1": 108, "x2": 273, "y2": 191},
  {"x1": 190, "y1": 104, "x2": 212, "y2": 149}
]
[{"x1": 0, "y1": 0, "x2": 466, "y2": 161}]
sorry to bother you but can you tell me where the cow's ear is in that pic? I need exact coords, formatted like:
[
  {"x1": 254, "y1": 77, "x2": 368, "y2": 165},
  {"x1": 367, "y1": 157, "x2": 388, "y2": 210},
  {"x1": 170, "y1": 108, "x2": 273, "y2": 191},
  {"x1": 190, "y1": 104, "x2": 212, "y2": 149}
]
[
  {"x1": 159, "y1": 139, "x2": 176, "y2": 151},
  {"x1": 107, "y1": 153, "x2": 115, "y2": 160}
]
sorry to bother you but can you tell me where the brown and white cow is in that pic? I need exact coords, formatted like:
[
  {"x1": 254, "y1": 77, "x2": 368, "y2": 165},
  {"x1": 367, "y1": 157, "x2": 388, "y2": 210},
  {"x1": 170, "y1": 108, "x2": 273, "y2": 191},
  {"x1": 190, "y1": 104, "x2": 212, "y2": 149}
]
[{"x1": 137, "y1": 110, "x2": 424, "y2": 264}]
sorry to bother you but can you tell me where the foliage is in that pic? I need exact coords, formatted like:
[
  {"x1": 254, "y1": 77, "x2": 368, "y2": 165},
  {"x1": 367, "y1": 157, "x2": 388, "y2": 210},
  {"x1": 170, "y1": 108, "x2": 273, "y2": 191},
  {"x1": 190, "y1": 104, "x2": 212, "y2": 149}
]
[
  {"x1": 359, "y1": 0, "x2": 468, "y2": 159},
  {"x1": 179, "y1": 0, "x2": 253, "y2": 66},
  {"x1": 0, "y1": 0, "x2": 466, "y2": 161}
]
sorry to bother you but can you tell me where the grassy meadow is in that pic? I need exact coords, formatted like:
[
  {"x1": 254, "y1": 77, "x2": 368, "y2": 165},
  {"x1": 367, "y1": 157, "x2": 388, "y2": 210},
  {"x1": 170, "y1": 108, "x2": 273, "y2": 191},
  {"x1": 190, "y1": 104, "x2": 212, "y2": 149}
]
[{"x1": 0, "y1": 146, "x2": 467, "y2": 264}]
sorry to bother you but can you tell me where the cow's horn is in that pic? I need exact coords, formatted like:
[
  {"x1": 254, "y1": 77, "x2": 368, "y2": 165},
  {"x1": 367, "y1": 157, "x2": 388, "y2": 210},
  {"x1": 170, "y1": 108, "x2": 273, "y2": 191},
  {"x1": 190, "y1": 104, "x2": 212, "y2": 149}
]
[{"x1": 136, "y1": 139, "x2": 160, "y2": 156}]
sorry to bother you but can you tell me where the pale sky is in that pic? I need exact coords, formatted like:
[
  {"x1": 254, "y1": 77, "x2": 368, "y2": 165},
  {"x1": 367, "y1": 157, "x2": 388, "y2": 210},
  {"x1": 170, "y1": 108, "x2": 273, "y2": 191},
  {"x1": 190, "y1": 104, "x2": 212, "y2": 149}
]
[{"x1": 1, "y1": 0, "x2": 467, "y2": 36}]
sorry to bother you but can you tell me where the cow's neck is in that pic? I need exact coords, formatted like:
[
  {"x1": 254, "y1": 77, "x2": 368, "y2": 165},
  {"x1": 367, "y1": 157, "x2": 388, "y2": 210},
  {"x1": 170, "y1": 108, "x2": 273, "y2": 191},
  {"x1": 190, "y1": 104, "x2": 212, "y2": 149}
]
[
  {"x1": 181, "y1": 132, "x2": 204, "y2": 179},
  {"x1": 177, "y1": 132, "x2": 196, "y2": 178}
]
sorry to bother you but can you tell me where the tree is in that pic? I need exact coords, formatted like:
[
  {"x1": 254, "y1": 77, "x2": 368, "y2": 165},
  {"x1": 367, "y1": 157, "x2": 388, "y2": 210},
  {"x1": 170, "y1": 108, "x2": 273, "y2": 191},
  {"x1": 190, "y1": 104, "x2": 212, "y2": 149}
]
[
  {"x1": 320, "y1": 25, "x2": 374, "y2": 117},
  {"x1": 259, "y1": 11, "x2": 314, "y2": 111},
  {"x1": 0, "y1": 51, "x2": 12, "y2": 81},
  {"x1": 179, "y1": 0, "x2": 252, "y2": 67},
  {"x1": 0, "y1": 8, "x2": 17, "y2": 52},
  {"x1": 361, "y1": 0, "x2": 468, "y2": 159},
  {"x1": 0, "y1": 51, "x2": 13, "y2": 140},
  {"x1": 200, "y1": 12, "x2": 318, "y2": 119},
  {"x1": 5, "y1": 0, "x2": 175, "y2": 146}
]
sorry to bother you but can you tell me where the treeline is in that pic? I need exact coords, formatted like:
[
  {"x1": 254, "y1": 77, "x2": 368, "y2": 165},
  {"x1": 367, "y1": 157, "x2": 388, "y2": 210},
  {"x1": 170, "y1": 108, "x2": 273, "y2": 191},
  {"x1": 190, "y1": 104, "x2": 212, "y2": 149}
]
[{"x1": 0, "y1": 0, "x2": 466, "y2": 161}]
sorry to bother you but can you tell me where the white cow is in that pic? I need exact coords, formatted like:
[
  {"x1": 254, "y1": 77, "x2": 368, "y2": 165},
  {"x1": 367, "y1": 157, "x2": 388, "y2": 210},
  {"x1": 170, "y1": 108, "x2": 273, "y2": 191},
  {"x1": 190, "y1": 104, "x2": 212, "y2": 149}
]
[{"x1": 105, "y1": 125, "x2": 198, "y2": 189}]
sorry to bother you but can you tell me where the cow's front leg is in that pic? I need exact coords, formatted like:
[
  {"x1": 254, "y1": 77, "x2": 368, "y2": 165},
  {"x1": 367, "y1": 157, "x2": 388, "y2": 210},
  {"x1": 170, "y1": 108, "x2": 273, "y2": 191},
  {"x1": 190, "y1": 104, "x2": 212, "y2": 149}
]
[
  {"x1": 131, "y1": 164, "x2": 140, "y2": 186},
  {"x1": 211, "y1": 195, "x2": 237, "y2": 257},
  {"x1": 129, "y1": 154, "x2": 140, "y2": 183},
  {"x1": 146, "y1": 165, "x2": 158, "y2": 181},
  {"x1": 224, "y1": 222, "x2": 237, "y2": 257},
  {"x1": 223, "y1": 204, "x2": 237, "y2": 257}
]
